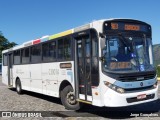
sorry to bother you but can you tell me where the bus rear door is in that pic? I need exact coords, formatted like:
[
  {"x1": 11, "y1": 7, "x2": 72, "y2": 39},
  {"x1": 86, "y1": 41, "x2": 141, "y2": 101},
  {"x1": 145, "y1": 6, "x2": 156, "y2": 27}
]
[{"x1": 8, "y1": 53, "x2": 13, "y2": 86}]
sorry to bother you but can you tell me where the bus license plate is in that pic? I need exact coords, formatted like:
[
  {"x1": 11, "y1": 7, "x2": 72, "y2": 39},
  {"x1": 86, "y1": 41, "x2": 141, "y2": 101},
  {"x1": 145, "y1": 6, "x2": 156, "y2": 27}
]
[{"x1": 137, "y1": 94, "x2": 146, "y2": 100}]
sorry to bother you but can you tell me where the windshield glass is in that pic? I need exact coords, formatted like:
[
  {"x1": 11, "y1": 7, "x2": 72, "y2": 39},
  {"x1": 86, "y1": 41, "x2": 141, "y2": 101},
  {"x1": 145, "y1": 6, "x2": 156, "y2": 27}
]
[{"x1": 102, "y1": 32, "x2": 154, "y2": 73}]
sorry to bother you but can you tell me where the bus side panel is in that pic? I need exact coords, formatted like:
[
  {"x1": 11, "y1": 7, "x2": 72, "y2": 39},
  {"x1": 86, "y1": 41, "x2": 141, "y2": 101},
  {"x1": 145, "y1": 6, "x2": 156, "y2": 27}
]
[
  {"x1": 12, "y1": 65, "x2": 30, "y2": 90},
  {"x1": 2, "y1": 66, "x2": 8, "y2": 85},
  {"x1": 42, "y1": 62, "x2": 59, "y2": 97},
  {"x1": 30, "y1": 64, "x2": 42, "y2": 93}
]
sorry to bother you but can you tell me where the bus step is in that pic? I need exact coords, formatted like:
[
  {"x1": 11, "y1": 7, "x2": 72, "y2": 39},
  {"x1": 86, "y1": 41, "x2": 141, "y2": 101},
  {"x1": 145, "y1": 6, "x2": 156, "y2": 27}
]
[
  {"x1": 8, "y1": 85, "x2": 13, "y2": 88},
  {"x1": 76, "y1": 99, "x2": 92, "y2": 104}
]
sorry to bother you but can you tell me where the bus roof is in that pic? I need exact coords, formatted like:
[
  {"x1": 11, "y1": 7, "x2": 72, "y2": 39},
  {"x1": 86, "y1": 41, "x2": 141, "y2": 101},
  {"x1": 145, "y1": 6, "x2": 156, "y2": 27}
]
[{"x1": 2, "y1": 18, "x2": 150, "y2": 53}]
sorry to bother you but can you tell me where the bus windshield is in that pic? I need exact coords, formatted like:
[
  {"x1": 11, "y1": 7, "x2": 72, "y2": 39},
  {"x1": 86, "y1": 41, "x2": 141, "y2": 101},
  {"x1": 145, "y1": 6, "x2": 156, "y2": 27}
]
[{"x1": 102, "y1": 32, "x2": 154, "y2": 73}]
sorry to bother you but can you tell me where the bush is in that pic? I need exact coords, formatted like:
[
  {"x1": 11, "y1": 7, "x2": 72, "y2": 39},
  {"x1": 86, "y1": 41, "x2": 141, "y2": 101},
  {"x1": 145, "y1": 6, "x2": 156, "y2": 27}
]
[{"x1": 157, "y1": 66, "x2": 160, "y2": 77}]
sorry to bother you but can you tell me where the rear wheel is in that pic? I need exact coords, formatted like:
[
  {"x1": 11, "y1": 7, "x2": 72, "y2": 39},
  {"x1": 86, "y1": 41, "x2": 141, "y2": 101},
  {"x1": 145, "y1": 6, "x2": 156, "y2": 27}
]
[
  {"x1": 16, "y1": 79, "x2": 22, "y2": 94},
  {"x1": 60, "y1": 85, "x2": 81, "y2": 110}
]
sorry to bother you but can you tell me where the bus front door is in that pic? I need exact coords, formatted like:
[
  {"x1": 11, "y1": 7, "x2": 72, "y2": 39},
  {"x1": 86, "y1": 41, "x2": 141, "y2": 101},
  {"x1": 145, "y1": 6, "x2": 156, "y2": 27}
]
[
  {"x1": 76, "y1": 34, "x2": 92, "y2": 102},
  {"x1": 8, "y1": 53, "x2": 13, "y2": 86}
]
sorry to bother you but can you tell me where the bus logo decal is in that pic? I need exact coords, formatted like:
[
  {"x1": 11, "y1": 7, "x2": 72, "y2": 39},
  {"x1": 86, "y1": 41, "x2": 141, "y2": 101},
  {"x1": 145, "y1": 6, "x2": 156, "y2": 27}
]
[{"x1": 140, "y1": 82, "x2": 143, "y2": 87}]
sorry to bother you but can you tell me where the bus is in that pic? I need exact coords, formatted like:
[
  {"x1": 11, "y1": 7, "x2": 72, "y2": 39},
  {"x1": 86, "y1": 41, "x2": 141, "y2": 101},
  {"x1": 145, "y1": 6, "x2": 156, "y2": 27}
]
[
  {"x1": 2, "y1": 19, "x2": 158, "y2": 110},
  {"x1": 0, "y1": 63, "x2": 2, "y2": 75}
]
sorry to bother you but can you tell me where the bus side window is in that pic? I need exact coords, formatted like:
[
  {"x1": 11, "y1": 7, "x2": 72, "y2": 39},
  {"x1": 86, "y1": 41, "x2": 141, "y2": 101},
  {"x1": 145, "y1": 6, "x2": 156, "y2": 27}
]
[
  {"x1": 14, "y1": 50, "x2": 21, "y2": 64},
  {"x1": 42, "y1": 41, "x2": 56, "y2": 62},
  {"x1": 21, "y1": 48, "x2": 30, "y2": 64},
  {"x1": 58, "y1": 36, "x2": 72, "y2": 61},
  {"x1": 3, "y1": 54, "x2": 8, "y2": 66},
  {"x1": 64, "y1": 37, "x2": 71, "y2": 60},
  {"x1": 42, "y1": 42, "x2": 49, "y2": 61},
  {"x1": 58, "y1": 39, "x2": 64, "y2": 60},
  {"x1": 31, "y1": 45, "x2": 41, "y2": 63},
  {"x1": 49, "y1": 41, "x2": 56, "y2": 61}
]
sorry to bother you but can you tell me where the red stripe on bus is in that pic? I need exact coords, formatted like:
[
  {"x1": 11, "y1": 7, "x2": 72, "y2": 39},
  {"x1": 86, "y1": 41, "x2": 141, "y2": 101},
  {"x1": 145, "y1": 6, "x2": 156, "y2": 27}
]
[{"x1": 33, "y1": 39, "x2": 41, "y2": 44}]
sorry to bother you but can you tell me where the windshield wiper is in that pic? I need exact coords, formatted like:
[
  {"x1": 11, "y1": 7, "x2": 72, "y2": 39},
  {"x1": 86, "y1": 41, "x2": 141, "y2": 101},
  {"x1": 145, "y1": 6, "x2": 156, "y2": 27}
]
[{"x1": 118, "y1": 33, "x2": 132, "y2": 52}]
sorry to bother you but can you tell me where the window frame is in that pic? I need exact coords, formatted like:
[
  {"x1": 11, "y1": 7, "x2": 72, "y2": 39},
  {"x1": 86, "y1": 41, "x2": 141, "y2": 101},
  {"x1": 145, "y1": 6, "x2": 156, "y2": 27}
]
[
  {"x1": 30, "y1": 44, "x2": 42, "y2": 63},
  {"x1": 13, "y1": 50, "x2": 21, "y2": 65},
  {"x1": 57, "y1": 35, "x2": 73, "y2": 61},
  {"x1": 21, "y1": 47, "x2": 30, "y2": 64},
  {"x1": 3, "y1": 53, "x2": 8, "y2": 66},
  {"x1": 42, "y1": 40, "x2": 57, "y2": 62}
]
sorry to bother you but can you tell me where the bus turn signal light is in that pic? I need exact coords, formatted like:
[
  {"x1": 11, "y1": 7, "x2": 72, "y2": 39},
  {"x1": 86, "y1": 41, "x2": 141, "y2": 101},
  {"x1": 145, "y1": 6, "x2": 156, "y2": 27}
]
[{"x1": 104, "y1": 81, "x2": 125, "y2": 94}]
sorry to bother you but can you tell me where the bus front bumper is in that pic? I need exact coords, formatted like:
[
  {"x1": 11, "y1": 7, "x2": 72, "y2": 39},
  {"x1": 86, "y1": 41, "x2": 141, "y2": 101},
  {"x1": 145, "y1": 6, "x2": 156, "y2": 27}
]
[{"x1": 103, "y1": 86, "x2": 158, "y2": 107}]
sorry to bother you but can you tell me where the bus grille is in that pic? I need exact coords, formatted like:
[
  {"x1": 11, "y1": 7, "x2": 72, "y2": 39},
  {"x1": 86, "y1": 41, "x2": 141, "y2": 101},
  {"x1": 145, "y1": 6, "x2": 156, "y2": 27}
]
[
  {"x1": 118, "y1": 73, "x2": 156, "y2": 82},
  {"x1": 124, "y1": 85, "x2": 154, "y2": 93}
]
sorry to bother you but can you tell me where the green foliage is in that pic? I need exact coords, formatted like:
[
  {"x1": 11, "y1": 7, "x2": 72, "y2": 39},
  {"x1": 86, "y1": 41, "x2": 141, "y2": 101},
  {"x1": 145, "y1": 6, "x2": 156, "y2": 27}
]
[
  {"x1": 157, "y1": 66, "x2": 160, "y2": 77},
  {"x1": 153, "y1": 44, "x2": 160, "y2": 66},
  {"x1": 0, "y1": 32, "x2": 17, "y2": 58}
]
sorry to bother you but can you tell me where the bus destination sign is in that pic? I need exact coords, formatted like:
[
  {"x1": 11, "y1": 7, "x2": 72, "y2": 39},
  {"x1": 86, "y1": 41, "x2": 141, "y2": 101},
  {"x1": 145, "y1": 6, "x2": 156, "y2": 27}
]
[
  {"x1": 104, "y1": 22, "x2": 151, "y2": 33},
  {"x1": 111, "y1": 23, "x2": 140, "y2": 31}
]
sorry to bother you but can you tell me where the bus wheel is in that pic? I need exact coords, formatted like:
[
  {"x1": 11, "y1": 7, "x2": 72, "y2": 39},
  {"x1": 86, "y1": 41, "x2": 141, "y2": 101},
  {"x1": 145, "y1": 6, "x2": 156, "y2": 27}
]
[
  {"x1": 60, "y1": 85, "x2": 81, "y2": 110},
  {"x1": 16, "y1": 79, "x2": 22, "y2": 94}
]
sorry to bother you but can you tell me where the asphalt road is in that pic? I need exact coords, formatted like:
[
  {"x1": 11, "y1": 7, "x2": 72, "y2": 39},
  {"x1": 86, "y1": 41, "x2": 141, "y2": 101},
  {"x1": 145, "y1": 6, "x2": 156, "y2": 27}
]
[{"x1": 0, "y1": 76, "x2": 160, "y2": 119}]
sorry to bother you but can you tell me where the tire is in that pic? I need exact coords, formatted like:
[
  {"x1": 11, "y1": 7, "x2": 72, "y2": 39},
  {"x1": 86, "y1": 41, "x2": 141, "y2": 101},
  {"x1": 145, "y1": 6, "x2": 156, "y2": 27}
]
[
  {"x1": 60, "y1": 85, "x2": 81, "y2": 110},
  {"x1": 16, "y1": 79, "x2": 22, "y2": 94}
]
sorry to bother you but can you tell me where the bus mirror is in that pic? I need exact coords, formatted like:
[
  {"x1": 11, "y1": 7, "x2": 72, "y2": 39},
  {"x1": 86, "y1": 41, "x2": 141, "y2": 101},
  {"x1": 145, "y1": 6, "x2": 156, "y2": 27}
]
[{"x1": 100, "y1": 38, "x2": 106, "y2": 49}]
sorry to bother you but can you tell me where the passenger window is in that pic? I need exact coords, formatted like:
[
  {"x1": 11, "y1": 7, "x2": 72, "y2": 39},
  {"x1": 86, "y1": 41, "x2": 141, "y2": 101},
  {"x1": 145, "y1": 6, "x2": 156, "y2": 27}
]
[
  {"x1": 42, "y1": 41, "x2": 56, "y2": 61},
  {"x1": 58, "y1": 37, "x2": 72, "y2": 60},
  {"x1": 64, "y1": 37, "x2": 71, "y2": 60},
  {"x1": 14, "y1": 50, "x2": 21, "y2": 64},
  {"x1": 49, "y1": 41, "x2": 56, "y2": 60},
  {"x1": 3, "y1": 54, "x2": 8, "y2": 66},
  {"x1": 31, "y1": 45, "x2": 41, "y2": 63},
  {"x1": 58, "y1": 39, "x2": 63, "y2": 60},
  {"x1": 21, "y1": 48, "x2": 30, "y2": 64}
]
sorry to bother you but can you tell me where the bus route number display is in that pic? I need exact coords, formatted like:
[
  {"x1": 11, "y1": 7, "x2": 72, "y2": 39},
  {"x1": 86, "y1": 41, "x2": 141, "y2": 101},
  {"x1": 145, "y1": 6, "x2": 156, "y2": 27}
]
[
  {"x1": 111, "y1": 23, "x2": 140, "y2": 31},
  {"x1": 110, "y1": 62, "x2": 131, "y2": 70}
]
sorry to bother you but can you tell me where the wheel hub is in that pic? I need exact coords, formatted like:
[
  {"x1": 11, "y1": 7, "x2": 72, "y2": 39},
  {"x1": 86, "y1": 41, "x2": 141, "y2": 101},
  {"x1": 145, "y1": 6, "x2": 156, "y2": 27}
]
[{"x1": 67, "y1": 92, "x2": 76, "y2": 105}]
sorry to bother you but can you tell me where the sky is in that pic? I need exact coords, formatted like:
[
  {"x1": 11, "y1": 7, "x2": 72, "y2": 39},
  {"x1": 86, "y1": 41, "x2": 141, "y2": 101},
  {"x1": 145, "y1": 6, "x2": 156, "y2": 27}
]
[{"x1": 0, "y1": 0, "x2": 160, "y2": 45}]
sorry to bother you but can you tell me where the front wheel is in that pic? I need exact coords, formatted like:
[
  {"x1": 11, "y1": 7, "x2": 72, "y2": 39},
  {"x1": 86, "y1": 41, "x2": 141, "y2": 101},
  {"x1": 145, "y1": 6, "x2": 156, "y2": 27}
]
[{"x1": 60, "y1": 85, "x2": 81, "y2": 110}]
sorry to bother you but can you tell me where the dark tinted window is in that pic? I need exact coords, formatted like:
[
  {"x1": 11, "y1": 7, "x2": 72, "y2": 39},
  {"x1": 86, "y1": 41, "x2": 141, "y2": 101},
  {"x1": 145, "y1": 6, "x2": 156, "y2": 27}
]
[
  {"x1": 92, "y1": 33, "x2": 98, "y2": 57},
  {"x1": 58, "y1": 39, "x2": 63, "y2": 59},
  {"x1": 3, "y1": 54, "x2": 8, "y2": 66},
  {"x1": 64, "y1": 37, "x2": 71, "y2": 60},
  {"x1": 58, "y1": 37, "x2": 72, "y2": 60},
  {"x1": 21, "y1": 48, "x2": 30, "y2": 64},
  {"x1": 42, "y1": 41, "x2": 56, "y2": 61},
  {"x1": 14, "y1": 50, "x2": 21, "y2": 64},
  {"x1": 91, "y1": 30, "x2": 99, "y2": 86},
  {"x1": 31, "y1": 45, "x2": 41, "y2": 63},
  {"x1": 85, "y1": 37, "x2": 90, "y2": 57}
]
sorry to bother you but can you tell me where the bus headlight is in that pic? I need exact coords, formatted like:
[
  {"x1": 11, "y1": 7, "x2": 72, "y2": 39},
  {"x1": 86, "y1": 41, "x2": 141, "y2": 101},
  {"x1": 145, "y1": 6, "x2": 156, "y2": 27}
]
[
  {"x1": 104, "y1": 81, "x2": 125, "y2": 94},
  {"x1": 153, "y1": 81, "x2": 158, "y2": 88}
]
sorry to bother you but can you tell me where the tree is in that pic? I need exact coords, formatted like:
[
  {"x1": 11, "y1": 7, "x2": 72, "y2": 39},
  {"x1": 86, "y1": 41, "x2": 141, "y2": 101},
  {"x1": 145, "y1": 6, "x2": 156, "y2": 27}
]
[{"x1": 0, "y1": 32, "x2": 17, "y2": 58}]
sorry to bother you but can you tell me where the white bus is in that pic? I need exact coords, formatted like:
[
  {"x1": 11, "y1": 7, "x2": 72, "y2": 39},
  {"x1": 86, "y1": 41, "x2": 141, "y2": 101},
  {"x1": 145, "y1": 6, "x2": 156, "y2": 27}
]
[{"x1": 2, "y1": 19, "x2": 158, "y2": 110}]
